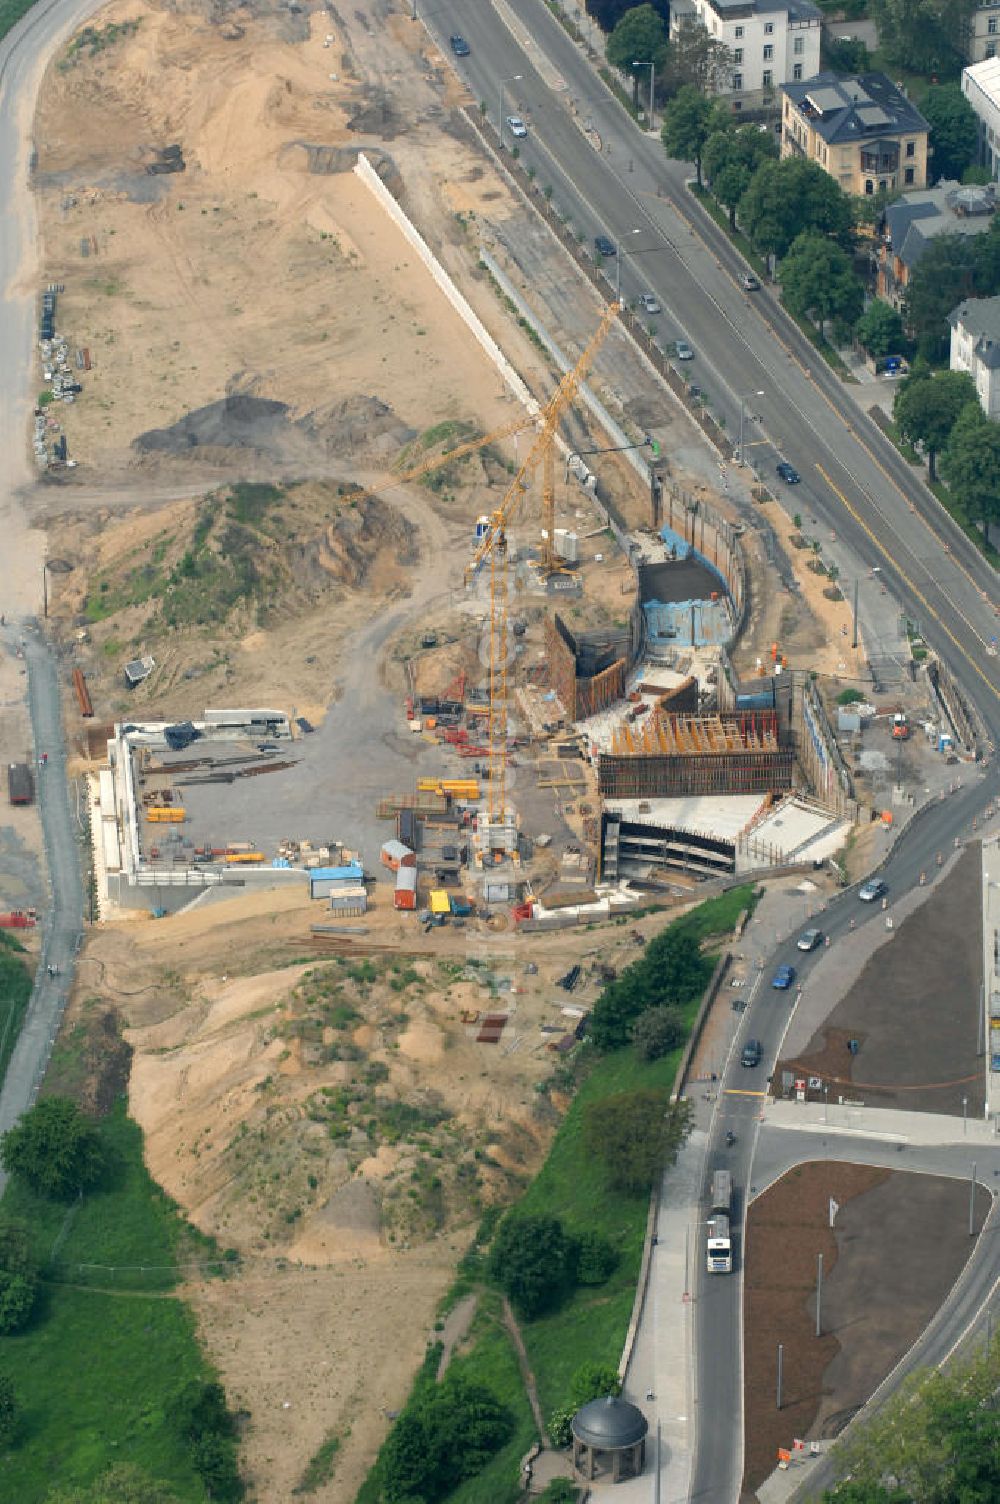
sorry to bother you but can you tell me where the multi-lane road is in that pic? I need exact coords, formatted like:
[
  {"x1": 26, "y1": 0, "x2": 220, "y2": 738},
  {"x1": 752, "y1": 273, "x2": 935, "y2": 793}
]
[
  {"x1": 425, "y1": 5, "x2": 1000, "y2": 1498},
  {"x1": 431, "y1": 0, "x2": 1000, "y2": 747}
]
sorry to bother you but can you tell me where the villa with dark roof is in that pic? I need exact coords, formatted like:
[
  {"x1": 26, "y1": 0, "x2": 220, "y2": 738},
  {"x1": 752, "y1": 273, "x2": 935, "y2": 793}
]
[
  {"x1": 877, "y1": 181, "x2": 998, "y2": 307},
  {"x1": 780, "y1": 73, "x2": 929, "y2": 197}
]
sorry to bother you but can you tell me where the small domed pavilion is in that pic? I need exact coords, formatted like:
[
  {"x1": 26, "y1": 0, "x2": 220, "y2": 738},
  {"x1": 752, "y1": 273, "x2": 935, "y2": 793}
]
[{"x1": 571, "y1": 1394, "x2": 648, "y2": 1484}]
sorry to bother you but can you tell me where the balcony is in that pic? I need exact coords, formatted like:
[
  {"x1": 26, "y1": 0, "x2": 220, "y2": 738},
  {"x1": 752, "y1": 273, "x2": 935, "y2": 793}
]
[{"x1": 860, "y1": 144, "x2": 900, "y2": 174}]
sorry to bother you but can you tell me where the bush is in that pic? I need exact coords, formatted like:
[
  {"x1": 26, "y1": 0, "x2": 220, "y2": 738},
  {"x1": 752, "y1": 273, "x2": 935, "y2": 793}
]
[
  {"x1": 0, "y1": 1097, "x2": 105, "y2": 1199},
  {"x1": 489, "y1": 1213, "x2": 577, "y2": 1319},
  {"x1": 167, "y1": 1380, "x2": 242, "y2": 1500},
  {"x1": 0, "y1": 1373, "x2": 20, "y2": 1445},
  {"x1": 0, "y1": 1222, "x2": 39, "y2": 1334},
  {"x1": 631, "y1": 1004, "x2": 686, "y2": 1061},
  {"x1": 548, "y1": 1362, "x2": 622, "y2": 1448},
  {"x1": 382, "y1": 1371, "x2": 513, "y2": 1502},
  {"x1": 589, "y1": 927, "x2": 711, "y2": 1050},
  {"x1": 583, "y1": 1090, "x2": 693, "y2": 1194},
  {"x1": 573, "y1": 1230, "x2": 618, "y2": 1285}
]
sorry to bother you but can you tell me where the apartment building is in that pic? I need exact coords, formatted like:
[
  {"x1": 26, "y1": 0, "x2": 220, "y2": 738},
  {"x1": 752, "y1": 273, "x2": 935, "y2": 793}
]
[
  {"x1": 963, "y1": 56, "x2": 1000, "y2": 179},
  {"x1": 670, "y1": 0, "x2": 821, "y2": 110},
  {"x1": 965, "y1": 0, "x2": 1000, "y2": 64},
  {"x1": 780, "y1": 72, "x2": 929, "y2": 195},
  {"x1": 950, "y1": 295, "x2": 1000, "y2": 418}
]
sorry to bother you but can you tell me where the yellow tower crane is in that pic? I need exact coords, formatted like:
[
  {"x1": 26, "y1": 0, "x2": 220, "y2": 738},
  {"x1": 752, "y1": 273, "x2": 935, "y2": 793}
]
[{"x1": 465, "y1": 300, "x2": 621, "y2": 825}]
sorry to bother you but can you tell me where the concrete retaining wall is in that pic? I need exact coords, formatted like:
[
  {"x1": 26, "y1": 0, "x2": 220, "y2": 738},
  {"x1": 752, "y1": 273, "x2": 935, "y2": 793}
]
[{"x1": 353, "y1": 153, "x2": 537, "y2": 416}]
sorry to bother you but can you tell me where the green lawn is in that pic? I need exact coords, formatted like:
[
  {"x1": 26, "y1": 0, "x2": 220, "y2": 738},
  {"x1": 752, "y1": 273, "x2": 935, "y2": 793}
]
[
  {"x1": 0, "y1": 0, "x2": 39, "y2": 42},
  {"x1": 0, "y1": 1100, "x2": 216, "y2": 1500},
  {"x1": 444, "y1": 1300, "x2": 538, "y2": 1504},
  {"x1": 0, "y1": 931, "x2": 33, "y2": 1093}
]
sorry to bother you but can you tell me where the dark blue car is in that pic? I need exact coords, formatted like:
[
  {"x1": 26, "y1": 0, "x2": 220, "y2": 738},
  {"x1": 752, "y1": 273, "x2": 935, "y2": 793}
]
[{"x1": 771, "y1": 964, "x2": 796, "y2": 990}]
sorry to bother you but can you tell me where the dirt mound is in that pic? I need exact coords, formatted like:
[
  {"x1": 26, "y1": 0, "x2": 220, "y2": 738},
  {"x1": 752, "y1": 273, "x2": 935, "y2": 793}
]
[{"x1": 134, "y1": 393, "x2": 294, "y2": 456}]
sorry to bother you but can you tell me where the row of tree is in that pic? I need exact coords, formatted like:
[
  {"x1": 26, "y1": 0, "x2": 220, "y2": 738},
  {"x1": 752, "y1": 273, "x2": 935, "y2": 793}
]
[{"x1": 894, "y1": 367, "x2": 1000, "y2": 525}]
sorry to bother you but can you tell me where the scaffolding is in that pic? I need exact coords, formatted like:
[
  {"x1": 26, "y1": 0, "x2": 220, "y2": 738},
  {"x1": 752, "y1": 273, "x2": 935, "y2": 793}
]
[{"x1": 598, "y1": 712, "x2": 793, "y2": 799}]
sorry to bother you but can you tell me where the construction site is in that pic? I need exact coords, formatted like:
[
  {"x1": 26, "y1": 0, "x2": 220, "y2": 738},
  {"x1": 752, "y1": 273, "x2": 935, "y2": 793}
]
[{"x1": 13, "y1": 0, "x2": 980, "y2": 1494}]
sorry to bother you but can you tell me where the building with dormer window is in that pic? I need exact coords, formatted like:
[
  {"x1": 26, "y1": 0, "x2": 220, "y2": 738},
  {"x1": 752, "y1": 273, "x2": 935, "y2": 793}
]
[{"x1": 780, "y1": 73, "x2": 929, "y2": 196}]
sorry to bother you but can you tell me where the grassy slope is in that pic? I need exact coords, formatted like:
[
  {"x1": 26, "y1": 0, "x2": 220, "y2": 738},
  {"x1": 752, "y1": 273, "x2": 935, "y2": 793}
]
[
  {"x1": 0, "y1": 1101, "x2": 213, "y2": 1501},
  {"x1": 0, "y1": 0, "x2": 39, "y2": 42},
  {"x1": 0, "y1": 931, "x2": 33, "y2": 1092},
  {"x1": 356, "y1": 885, "x2": 755, "y2": 1503}
]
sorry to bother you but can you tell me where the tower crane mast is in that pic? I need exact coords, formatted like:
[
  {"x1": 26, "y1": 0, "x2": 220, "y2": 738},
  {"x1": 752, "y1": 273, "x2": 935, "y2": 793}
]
[{"x1": 466, "y1": 301, "x2": 621, "y2": 824}]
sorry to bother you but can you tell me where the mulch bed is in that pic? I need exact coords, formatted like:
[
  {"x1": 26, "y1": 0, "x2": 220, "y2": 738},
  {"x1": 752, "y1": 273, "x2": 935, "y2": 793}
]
[
  {"x1": 777, "y1": 844, "x2": 984, "y2": 1116},
  {"x1": 742, "y1": 1159, "x2": 990, "y2": 1497}
]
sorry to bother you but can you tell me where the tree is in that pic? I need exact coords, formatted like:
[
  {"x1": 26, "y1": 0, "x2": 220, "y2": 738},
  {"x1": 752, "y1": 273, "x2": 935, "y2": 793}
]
[
  {"x1": 872, "y1": 0, "x2": 974, "y2": 72},
  {"x1": 0, "y1": 1374, "x2": 20, "y2": 1446},
  {"x1": 823, "y1": 1335, "x2": 1000, "y2": 1501},
  {"x1": 583, "y1": 1089, "x2": 693, "y2": 1194},
  {"x1": 382, "y1": 1372, "x2": 513, "y2": 1503},
  {"x1": 574, "y1": 1229, "x2": 618, "y2": 1284},
  {"x1": 589, "y1": 924, "x2": 709, "y2": 1049},
  {"x1": 631, "y1": 1004, "x2": 686, "y2": 1060},
  {"x1": 605, "y1": 5, "x2": 668, "y2": 110},
  {"x1": 738, "y1": 158, "x2": 852, "y2": 261},
  {"x1": 973, "y1": 220, "x2": 1000, "y2": 296},
  {"x1": 660, "y1": 84, "x2": 723, "y2": 186},
  {"x1": 940, "y1": 403, "x2": 1000, "y2": 527},
  {"x1": 661, "y1": 17, "x2": 732, "y2": 96},
  {"x1": 894, "y1": 367, "x2": 978, "y2": 478},
  {"x1": 823, "y1": 34, "x2": 870, "y2": 73},
  {"x1": 904, "y1": 234, "x2": 979, "y2": 358},
  {"x1": 0, "y1": 1097, "x2": 105, "y2": 1200},
  {"x1": 0, "y1": 1222, "x2": 39, "y2": 1334},
  {"x1": 587, "y1": 0, "x2": 668, "y2": 36},
  {"x1": 489, "y1": 1213, "x2": 576, "y2": 1319},
  {"x1": 854, "y1": 301, "x2": 905, "y2": 359},
  {"x1": 923, "y1": 84, "x2": 979, "y2": 183},
  {"x1": 779, "y1": 231, "x2": 864, "y2": 335},
  {"x1": 549, "y1": 1362, "x2": 623, "y2": 1447},
  {"x1": 703, "y1": 124, "x2": 777, "y2": 228},
  {"x1": 45, "y1": 1468, "x2": 185, "y2": 1504}
]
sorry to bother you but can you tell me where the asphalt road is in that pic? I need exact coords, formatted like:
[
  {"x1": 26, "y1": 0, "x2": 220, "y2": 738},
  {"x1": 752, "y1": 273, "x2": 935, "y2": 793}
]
[
  {"x1": 0, "y1": 628, "x2": 84, "y2": 1194},
  {"x1": 432, "y1": 0, "x2": 1000, "y2": 751}
]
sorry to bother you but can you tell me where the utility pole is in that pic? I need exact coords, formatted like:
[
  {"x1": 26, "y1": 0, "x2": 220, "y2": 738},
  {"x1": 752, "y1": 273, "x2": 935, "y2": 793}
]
[
  {"x1": 970, "y1": 1161, "x2": 977, "y2": 1237},
  {"x1": 816, "y1": 1254, "x2": 823, "y2": 1337},
  {"x1": 776, "y1": 1343, "x2": 784, "y2": 1410},
  {"x1": 852, "y1": 577, "x2": 859, "y2": 650}
]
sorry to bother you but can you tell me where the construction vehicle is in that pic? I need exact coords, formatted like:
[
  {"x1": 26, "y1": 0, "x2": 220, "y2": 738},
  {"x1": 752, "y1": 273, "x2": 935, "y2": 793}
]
[
  {"x1": 706, "y1": 1169, "x2": 733, "y2": 1274},
  {"x1": 891, "y1": 711, "x2": 909, "y2": 740},
  {"x1": 0, "y1": 908, "x2": 37, "y2": 929},
  {"x1": 466, "y1": 301, "x2": 621, "y2": 822}
]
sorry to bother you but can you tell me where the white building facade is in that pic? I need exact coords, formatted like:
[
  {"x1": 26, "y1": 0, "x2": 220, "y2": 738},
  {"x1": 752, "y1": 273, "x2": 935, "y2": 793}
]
[
  {"x1": 670, "y1": 0, "x2": 821, "y2": 109},
  {"x1": 963, "y1": 55, "x2": 1000, "y2": 179},
  {"x1": 965, "y1": 0, "x2": 1000, "y2": 63},
  {"x1": 950, "y1": 296, "x2": 1000, "y2": 419}
]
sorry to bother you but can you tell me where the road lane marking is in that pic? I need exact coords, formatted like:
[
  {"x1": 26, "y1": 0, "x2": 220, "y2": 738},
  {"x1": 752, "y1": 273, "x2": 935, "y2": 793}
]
[
  {"x1": 815, "y1": 464, "x2": 1000, "y2": 705},
  {"x1": 724, "y1": 1088, "x2": 767, "y2": 1097}
]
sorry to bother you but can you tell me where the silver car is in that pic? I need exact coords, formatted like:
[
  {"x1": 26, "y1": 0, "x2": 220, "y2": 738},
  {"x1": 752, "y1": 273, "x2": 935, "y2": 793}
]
[
  {"x1": 506, "y1": 116, "x2": 528, "y2": 138},
  {"x1": 675, "y1": 339, "x2": 694, "y2": 360},
  {"x1": 639, "y1": 292, "x2": 661, "y2": 314}
]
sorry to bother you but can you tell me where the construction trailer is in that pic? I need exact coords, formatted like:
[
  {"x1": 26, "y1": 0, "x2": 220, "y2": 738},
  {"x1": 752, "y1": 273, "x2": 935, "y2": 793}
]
[
  {"x1": 7, "y1": 763, "x2": 35, "y2": 806},
  {"x1": 309, "y1": 862, "x2": 365, "y2": 901},
  {"x1": 597, "y1": 712, "x2": 793, "y2": 800},
  {"x1": 381, "y1": 839, "x2": 416, "y2": 872},
  {"x1": 394, "y1": 865, "x2": 418, "y2": 911}
]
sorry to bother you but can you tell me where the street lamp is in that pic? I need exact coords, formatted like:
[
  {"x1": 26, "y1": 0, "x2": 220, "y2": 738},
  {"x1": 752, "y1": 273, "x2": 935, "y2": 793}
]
[
  {"x1": 737, "y1": 390, "x2": 765, "y2": 465},
  {"x1": 498, "y1": 74, "x2": 523, "y2": 148},
  {"x1": 632, "y1": 60, "x2": 655, "y2": 132}
]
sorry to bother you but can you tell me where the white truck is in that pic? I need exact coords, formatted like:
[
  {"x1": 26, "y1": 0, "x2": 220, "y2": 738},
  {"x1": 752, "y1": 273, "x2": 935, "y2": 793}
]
[{"x1": 706, "y1": 1169, "x2": 733, "y2": 1274}]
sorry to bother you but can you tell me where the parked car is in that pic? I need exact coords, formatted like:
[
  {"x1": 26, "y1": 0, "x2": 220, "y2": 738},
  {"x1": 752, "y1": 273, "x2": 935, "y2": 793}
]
[
  {"x1": 741, "y1": 272, "x2": 760, "y2": 291},
  {"x1": 797, "y1": 928, "x2": 823, "y2": 952},
  {"x1": 594, "y1": 234, "x2": 617, "y2": 258},
  {"x1": 858, "y1": 878, "x2": 888, "y2": 902},
  {"x1": 741, "y1": 1038, "x2": 763, "y2": 1067},
  {"x1": 771, "y1": 964, "x2": 796, "y2": 990},
  {"x1": 449, "y1": 33, "x2": 470, "y2": 54},
  {"x1": 776, "y1": 461, "x2": 801, "y2": 484},
  {"x1": 506, "y1": 115, "x2": 527, "y2": 138},
  {"x1": 639, "y1": 292, "x2": 661, "y2": 314},
  {"x1": 675, "y1": 339, "x2": 694, "y2": 360}
]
